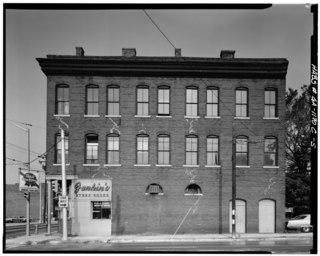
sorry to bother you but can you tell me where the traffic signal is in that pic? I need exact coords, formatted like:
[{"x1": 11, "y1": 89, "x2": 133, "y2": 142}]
[
  {"x1": 23, "y1": 191, "x2": 29, "y2": 200},
  {"x1": 52, "y1": 180, "x2": 58, "y2": 193}
]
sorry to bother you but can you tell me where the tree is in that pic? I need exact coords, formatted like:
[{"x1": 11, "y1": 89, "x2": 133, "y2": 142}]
[{"x1": 285, "y1": 85, "x2": 311, "y2": 214}]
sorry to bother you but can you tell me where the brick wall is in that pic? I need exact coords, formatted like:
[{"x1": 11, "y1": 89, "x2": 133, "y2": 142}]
[{"x1": 46, "y1": 75, "x2": 286, "y2": 234}]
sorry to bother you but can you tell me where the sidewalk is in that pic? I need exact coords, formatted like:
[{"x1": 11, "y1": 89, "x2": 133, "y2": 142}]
[{"x1": 5, "y1": 232, "x2": 313, "y2": 249}]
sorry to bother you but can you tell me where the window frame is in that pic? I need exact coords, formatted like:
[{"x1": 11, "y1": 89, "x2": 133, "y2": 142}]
[
  {"x1": 185, "y1": 134, "x2": 199, "y2": 165},
  {"x1": 55, "y1": 133, "x2": 69, "y2": 164},
  {"x1": 185, "y1": 86, "x2": 199, "y2": 117},
  {"x1": 106, "y1": 133, "x2": 120, "y2": 164},
  {"x1": 235, "y1": 135, "x2": 249, "y2": 166},
  {"x1": 106, "y1": 85, "x2": 120, "y2": 116},
  {"x1": 264, "y1": 88, "x2": 278, "y2": 118},
  {"x1": 146, "y1": 183, "x2": 164, "y2": 195},
  {"x1": 235, "y1": 87, "x2": 248, "y2": 117},
  {"x1": 157, "y1": 134, "x2": 170, "y2": 165},
  {"x1": 206, "y1": 135, "x2": 219, "y2": 166},
  {"x1": 55, "y1": 84, "x2": 70, "y2": 115},
  {"x1": 91, "y1": 201, "x2": 111, "y2": 220},
  {"x1": 264, "y1": 136, "x2": 278, "y2": 166},
  {"x1": 206, "y1": 86, "x2": 219, "y2": 117},
  {"x1": 85, "y1": 84, "x2": 99, "y2": 115},
  {"x1": 136, "y1": 85, "x2": 149, "y2": 116},
  {"x1": 136, "y1": 134, "x2": 149, "y2": 164},
  {"x1": 157, "y1": 85, "x2": 171, "y2": 116},
  {"x1": 185, "y1": 183, "x2": 202, "y2": 196},
  {"x1": 85, "y1": 133, "x2": 99, "y2": 164}
]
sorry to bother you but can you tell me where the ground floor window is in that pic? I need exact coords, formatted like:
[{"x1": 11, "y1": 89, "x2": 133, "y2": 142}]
[{"x1": 92, "y1": 201, "x2": 111, "y2": 219}]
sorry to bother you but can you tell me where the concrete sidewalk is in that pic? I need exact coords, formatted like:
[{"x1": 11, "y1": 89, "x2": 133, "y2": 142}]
[{"x1": 5, "y1": 232, "x2": 313, "y2": 249}]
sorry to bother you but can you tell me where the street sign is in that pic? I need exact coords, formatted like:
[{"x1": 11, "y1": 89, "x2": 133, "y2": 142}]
[
  {"x1": 19, "y1": 170, "x2": 40, "y2": 192},
  {"x1": 58, "y1": 196, "x2": 69, "y2": 208}
]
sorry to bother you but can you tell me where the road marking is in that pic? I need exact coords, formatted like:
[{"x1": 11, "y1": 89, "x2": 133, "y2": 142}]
[{"x1": 145, "y1": 246, "x2": 197, "y2": 249}]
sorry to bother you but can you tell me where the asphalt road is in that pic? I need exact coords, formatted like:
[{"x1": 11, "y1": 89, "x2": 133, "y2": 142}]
[
  {"x1": 6, "y1": 239, "x2": 313, "y2": 253},
  {"x1": 5, "y1": 223, "x2": 59, "y2": 239}
]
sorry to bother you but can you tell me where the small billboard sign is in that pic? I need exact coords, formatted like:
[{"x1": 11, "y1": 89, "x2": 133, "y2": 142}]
[{"x1": 19, "y1": 170, "x2": 40, "y2": 192}]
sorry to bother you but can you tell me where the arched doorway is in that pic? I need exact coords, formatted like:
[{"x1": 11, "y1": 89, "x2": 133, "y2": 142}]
[
  {"x1": 229, "y1": 199, "x2": 246, "y2": 233},
  {"x1": 259, "y1": 199, "x2": 275, "y2": 233}
]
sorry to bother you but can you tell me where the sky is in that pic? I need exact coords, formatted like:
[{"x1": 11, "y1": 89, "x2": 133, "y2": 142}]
[{"x1": 4, "y1": 4, "x2": 314, "y2": 184}]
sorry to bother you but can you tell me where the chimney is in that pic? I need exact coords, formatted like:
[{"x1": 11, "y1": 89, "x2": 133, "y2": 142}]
[
  {"x1": 122, "y1": 48, "x2": 137, "y2": 57},
  {"x1": 220, "y1": 50, "x2": 235, "y2": 59},
  {"x1": 76, "y1": 47, "x2": 85, "y2": 56},
  {"x1": 175, "y1": 48, "x2": 182, "y2": 57}
]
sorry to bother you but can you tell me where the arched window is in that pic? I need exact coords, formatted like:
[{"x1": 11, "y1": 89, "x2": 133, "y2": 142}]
[
  {"x1": 206, "y1": 86, "x2": 219, "y2": 117},
  {"x1": 55, "y1": 133, "x2": 69, "y2": 164},
  {"x1": 185, "y1": 183, "x2": 202, "y2": 195},
  {"x1": 235, "y1": 87, "x2": 248, "y2": 117},
  {"x1": 56, "y1": 84, "x2": 69, "y2": 115},
  {"x1": 207, "y1": 135, "x2": 219, "y2": 165},
  {"x1": 264, "y1": 88, "x2": 277, "y2": 118},
  {"x1": 136, "y1": 85, "x2": 149, "y2": 116},
  {"x1": 236, "y1": 135, "x2": 248, "y2": 166},
  {"x1": 136, "y1": 134, "x2": 149, "y2": 164},
  {"x1": 106, "y1": 133, "x2": 120, "y2": 164},
  {"x1": 264, "y1": 136, "x2": 278, "y2": 166},
  {"x1": 186, "y1": 86, "x2": 198, "y2": 116},
  {"x1": 146, "y1": 183, "x2": 164, "y2": 195},
  {"x1": 157, "y1": 134, "x2": 170, "y2": 165},
  {"x1": 158, "y1": 85, "x2": 170, "y2": 116},
  {"x1": 86, "y1": 85, "x2": 99, "y2": 115},
  {"x1": 185, "y1": 134, "x2": 198, "y2": 165},
  {"x1": 107, "y1": 85, "x2": 120, "y2": 116},
  {"x1": 85, "y1": 133, "x2": 99, "y2": 164}
]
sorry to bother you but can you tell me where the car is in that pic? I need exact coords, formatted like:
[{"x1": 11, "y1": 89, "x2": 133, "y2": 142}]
[
  {"x1": 5, "y1": 217, "x2": 13, "y2": 223},
  {"x1": 286, "y1": 214, "x2": 313, "y2": 232},
  {"x1": 12, "y1": 216, "x2": 27, "y2": 223}
]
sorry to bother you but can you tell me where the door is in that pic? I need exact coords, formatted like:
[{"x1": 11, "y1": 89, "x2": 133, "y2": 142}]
[
  {"x1": 259, "y1": 199, "x2": 275, "y2": 233},
  {"x1": 229, "y1": 200, "x2": 246, "y2": 233}
]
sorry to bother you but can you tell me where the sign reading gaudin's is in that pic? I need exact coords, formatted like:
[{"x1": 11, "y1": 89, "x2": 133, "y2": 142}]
[{"x1": 74, "y1": 179, "x2": 112, "y2": 200}]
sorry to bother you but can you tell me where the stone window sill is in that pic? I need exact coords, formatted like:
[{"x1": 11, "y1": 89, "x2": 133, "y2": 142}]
[
  {"x1": 236, "y1": 166, "x2": 250, "y2": 168},
  {"x1": 204, "y1": 116, "x2": 221, "y2": 119},
  {"x1": 234, "y1": 117, "x2": 250, "y2": 119},
  {"x1": 183, "y1": 165, "x2": 200, "y2": 167},
  {"x1": 205, "y1": 165, "x2": 221, "y2": 168},
  {"x1": 53, "y1": 163, "x2": 70, "y2": 166},
  {"x1": 263, "y1": 117, "x2": 279, "y2": 120},
  {"x1": 105, "y1": 115, "x2": 121, "y2": 118},
  {"x1": 83, "y1": 164, "x2": 100, "y2": 166},
  {"x1": 134, "y1": 115, "x2": 151, "y2": 118},
  {"x1": 134, "y1": 164, "x2": 151, "y2": 167},
  {"x1": 84, "y1": 115, "x2": 100, "y2": 118},
  {"x1": 54, "y1": 114, "x2": 70, "y2": 117},
  {"x1": 155, "y1": 164, "x2": 172, "y2": 167},
  {"x1": 156, "y1": 116, "x2": 172, "y2": 118},
  {"x1": 104, "y1": 164, "x2": 122, "y2": 167},
  {"x1": 184, "y1": 116, "x2": 200, "y2": 119},
  {"x1": 263, "y1": 166, "x2": 279, "y2": 168}
]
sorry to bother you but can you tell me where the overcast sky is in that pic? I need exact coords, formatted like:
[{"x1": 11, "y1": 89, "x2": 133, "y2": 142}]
[{"x1": 5, "y1": 5, "x2": 313, "y2": 184}]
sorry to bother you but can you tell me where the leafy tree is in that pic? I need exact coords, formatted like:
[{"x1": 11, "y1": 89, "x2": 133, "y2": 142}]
[{"x1": 285, "y1": 85, "x2": 311, "y2": 214}]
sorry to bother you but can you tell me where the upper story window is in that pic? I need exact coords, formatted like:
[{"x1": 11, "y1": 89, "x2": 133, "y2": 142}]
[
  {"x1": 86, "y1": 133, "x2": 99, "y2": 164},
  {"x1": 264, "y1": 89, "x2": 277, "y2": 118},
  {"x1": 56, "y1": 84, "x2": 69, "y2": 115},
  {"x1": 185, "y1": 134, "x2": 198, "y2": 165},
  {"x1": 236, "y1": 136, "x2": 248, "y2": 166},
  {"x1": 207, "y1": 135, "x2": 219, "y2": 165},
  {"x1": 106, "y1": 133, "x2": 120, "y2": 164},
  {"x1": 185, "y1": 184, "x2": 202, "y2": 195},
  {"x1": 137, "y1": 134, "x2": 149, "y2": 164},
  {"x1": 86, "y1": 85, "x2": 99, "y2": 115},
  {"x1": 264, "y1": 136, "x2": 278, "y2": 166},
  {"x1": 206, "y1": 87, "x2": 219, "y2": 117},
  {"x1": 186, "y1": 86, "x2": 198, "y2": 116},
  {"x1": 137, "y1": 85, "x2": 149, "y2": 116},
  {"x1": 236, "y1": 88, "x2": 248, "y2": 117},
  {"x1": 55, "y1": 133, "x2": 69, "y2": 164},
  {"x1": 146, "y1": 183, "x2": 164, "y2": 195},
  {"x1": 107, "y1": 85, "x2": 120, "y2": 116},
  {"x1": 158, "y1": 86, "x2": 170, "y2": 116},
  {"x1": 157, "y1": 134, "x2": 170, "y2": 165}
]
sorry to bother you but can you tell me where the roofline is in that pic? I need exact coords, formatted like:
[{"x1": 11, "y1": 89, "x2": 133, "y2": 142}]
[{"x1": 36, "y1": 55, "x2": 289, "y2": 79}]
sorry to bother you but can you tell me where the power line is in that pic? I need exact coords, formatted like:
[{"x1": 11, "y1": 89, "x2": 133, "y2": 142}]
[
  {"x1": 6, "y1": 141, "x2": 41, "y2": 155},
  {"x1": 6, "y1": 118, "x2": 46, "y2": 130},
  {"x1": 143, "y1": 10, "x2": 176, "y2": 50}
]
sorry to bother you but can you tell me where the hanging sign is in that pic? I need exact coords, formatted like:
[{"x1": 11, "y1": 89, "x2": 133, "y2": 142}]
[{"x1": 19, "y1": 170, "x2": 40, "y2": 192}]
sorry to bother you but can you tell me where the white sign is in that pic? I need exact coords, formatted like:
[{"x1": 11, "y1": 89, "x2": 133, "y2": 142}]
[
  {"x1": 59, "y1": 196, "x2": 69, "y2": 208},
  {"x1": 19, "y1": 170, "x2": 40, "y2": 192},
  {"x1": 74, "y1": 179, "x2": 112, "y2": 200}
]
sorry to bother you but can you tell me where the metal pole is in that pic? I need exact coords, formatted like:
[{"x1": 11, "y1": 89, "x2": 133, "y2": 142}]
[
  {"x1": 26, "y1": 128, "x2": 30, "y2": 236},
  {"x1": 61, "y1": 128, "x2": 67, "y2": 241},
  {"x1": 232, "y1": 136, "x2": 236, "y2": 238},
  {"x1": 47, "y1": 180, "x2": 51, "y2": 235},
  {"x1": 39, "y1": 173, "x2": 42, "y2": 223}
]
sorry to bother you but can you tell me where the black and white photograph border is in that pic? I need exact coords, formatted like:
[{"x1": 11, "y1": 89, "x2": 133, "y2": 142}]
[{"x1": 3, "y1": 1, "x2": 317, "y2": 253}]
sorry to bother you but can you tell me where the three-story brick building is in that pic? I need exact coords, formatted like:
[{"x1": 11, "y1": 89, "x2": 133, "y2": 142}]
[{"x1": 37, "y1": 47, "x2": 288, "y2": 236}]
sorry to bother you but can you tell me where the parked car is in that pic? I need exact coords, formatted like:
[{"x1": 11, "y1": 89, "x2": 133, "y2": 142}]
[
  {"x1": 12, "y1": 216, "x2": 27, "y2": 223},
  {"x1": 286, "y1": 214, "x2": 313, "y2": 232},
  {"x1": 5, "y1": 217, "x2": 13, "y2": 223}
]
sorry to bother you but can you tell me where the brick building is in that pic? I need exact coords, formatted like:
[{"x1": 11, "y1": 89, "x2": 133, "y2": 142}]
[{"x1": 37, "y1": 47, "x2": 288, "y2": 236}]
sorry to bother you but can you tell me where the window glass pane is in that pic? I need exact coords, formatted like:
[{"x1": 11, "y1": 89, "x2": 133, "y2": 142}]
[
  {"x1": 269, "y1": 91, "x2": 276, "y2": 104},
  {"x1": 236, "y1": 90, "x2": 242, "y2": 103},
  {"x1": 264, "y1": 106, "x2": 270, "y2": 117},
  {"x1": 57, "y1": 151, "x2": 61, "y2": 164},
  {"x1": 191, "y1": 152, "x2": 197, "y2": 165},
  {"x1": 138, "y1": 88, "x2": 148, "y2": 102},
  {"x1": 269, "y1": 106, "x2": 275, "y2": 117},
  {"x1": 108, "y1": 151, "x2": 119, "y2": 164},
  {"x1": 186, "y1": 152, "x2": 192, "y2": 165},
  {"x1": 137, "y1": 152, "x2": 148, "y2": 164},
  {"x1": 191, "y1": 104, "x2": 197, "y2": 116},
  {"x1": 163, "y1": 89, "x2": 169, "y2": 102},
  {"x1": 236, "y1": 153, "x2": 247, "y2": 166},
  {"x1": 163, "y1": 152, "x2": 169, "y2": 164},
  {"x1": 186, "y1": 104, "x2": 192, "y2": 116},
  {"x1": 236, "y1": 138, "x2": 247, "y2": 152},
  {"x1": 207, "y1": 90, "x2": 213, "y2": 103},
  {"x1": 191, "y1": 90, "x2": 198, "y2": 103},
  {"x1": 158, "y1": 152, "x2": 164, "y2": 164},
  {"x1": 58, "y1": 103, "x2": 64, "y2": 114},
  {"x1": 163, "y1": 104, "x2": 170, "y2": 114},
  {"x1": 242, "y1": 90, "x2": 247, "y2": 103},
  {"x1": 265, "y1": 139, "x2": 276, "y2": 152},
  {"x1": 236, "y1": 105, "x2": 241, "y2": 117},
  {"x1": 264, "y1": 154, "x2": 276, "y2": 166},
  {"x1": 186, "y1": 89, "x2": 192, "y2": 103},
  {"x1": 138, "y1": 103, "x2": 148, "y2": 115},
  {"x1": 265, "y1": 91, "x2": 270, "y2": 104}
]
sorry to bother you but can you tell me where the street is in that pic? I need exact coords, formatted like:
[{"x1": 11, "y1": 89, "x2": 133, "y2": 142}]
[{"x1": 6, "y1": 239, "x2": 313, "y2": 253}]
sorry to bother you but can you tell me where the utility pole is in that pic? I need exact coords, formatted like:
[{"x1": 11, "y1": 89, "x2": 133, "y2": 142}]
[
  {"x1": 231, "y1": 136, "x2": 236, "y2": 238},
  {"x1": 47, "y1": 180, "x2": 51, "y2": 235},
  {"x1": 57, "y1": 117, "x2": 69, "y2": 241},
  {"x1": 26, "y1": 127, "x2": 30, "y2": 236}
]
